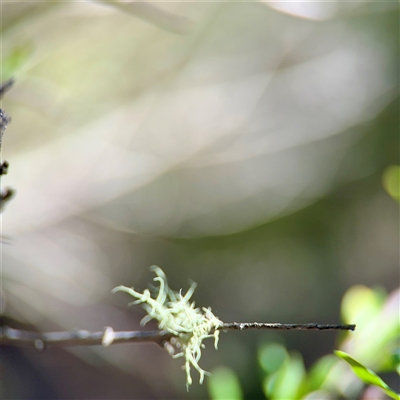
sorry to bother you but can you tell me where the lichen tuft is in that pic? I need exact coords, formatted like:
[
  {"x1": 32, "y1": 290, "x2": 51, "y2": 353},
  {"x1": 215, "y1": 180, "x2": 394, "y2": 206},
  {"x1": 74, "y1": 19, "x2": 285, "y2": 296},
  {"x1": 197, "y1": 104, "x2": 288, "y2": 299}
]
[{"x1": 112, "y1": 266, "x2": 223, "y2": 389}]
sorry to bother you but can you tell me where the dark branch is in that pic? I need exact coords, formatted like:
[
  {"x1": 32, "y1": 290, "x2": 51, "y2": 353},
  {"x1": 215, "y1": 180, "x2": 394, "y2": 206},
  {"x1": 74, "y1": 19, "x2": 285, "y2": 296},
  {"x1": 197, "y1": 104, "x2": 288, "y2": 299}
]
[
  {"x1": 219, "y1": 322, "x2": 356, "y2": 331},
  {"x1": 0, "y1": 160, "x2": 9, "y2": 175},
  {"x1": 0, "y1": 79, "x2": 15, "y2": 212},
  {"x1": 0, "y1": 78, "x2": 15, "y2": 99},
  {"x1": 0, "y1": 109, "x2": 11, "y2": 143},
  {"x1": 0, "y1": 322, "x2": 355, "y2": 349},
  {"x1": 0, "y1": 188, "x2": 15, "y2": 207},
  {"x1": 0, "y1": 78, "x2": 14, "y2": 144}
]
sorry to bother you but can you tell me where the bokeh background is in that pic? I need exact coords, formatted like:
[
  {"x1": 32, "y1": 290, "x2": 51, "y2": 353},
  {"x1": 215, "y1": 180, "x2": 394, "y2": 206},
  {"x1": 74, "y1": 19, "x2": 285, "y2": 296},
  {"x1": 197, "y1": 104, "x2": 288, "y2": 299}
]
[{"x1": 1, "y1": 1, "x2": 399, "y2": 399}]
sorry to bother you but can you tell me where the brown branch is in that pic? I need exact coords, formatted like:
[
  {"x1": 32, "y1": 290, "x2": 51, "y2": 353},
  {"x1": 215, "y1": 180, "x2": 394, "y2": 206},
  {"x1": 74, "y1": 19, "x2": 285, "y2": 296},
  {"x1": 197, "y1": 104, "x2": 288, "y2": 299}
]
[
  {"x1": 0, "y1": 326, "x2": 173, "y2": 350},
  {"x1": 1, "y1": 322, "x2": 355, "y2": 349}
]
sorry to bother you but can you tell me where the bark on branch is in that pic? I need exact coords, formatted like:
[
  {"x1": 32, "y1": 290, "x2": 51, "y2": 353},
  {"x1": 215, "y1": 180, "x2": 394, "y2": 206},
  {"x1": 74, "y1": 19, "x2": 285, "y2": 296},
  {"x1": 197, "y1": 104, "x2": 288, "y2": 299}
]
[
  {"x1": 1, "y1": 322, "x2": 355, "y2": 349},
  {"x1": 220, "y1": 322, "x2": 356, "y2": 331}
]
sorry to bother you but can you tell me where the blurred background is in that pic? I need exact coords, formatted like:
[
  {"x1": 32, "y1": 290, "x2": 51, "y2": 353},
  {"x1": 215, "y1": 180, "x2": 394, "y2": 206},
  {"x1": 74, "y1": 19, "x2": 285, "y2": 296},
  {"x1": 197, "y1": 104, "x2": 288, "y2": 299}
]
[{"x1": 1, "y1": 1, "x2": 399, "y2": 399}]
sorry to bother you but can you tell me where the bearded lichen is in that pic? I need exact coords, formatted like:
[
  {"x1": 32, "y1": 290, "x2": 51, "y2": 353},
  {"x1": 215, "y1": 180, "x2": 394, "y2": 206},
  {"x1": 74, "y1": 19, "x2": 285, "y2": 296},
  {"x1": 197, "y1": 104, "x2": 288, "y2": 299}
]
[{"x1": 112, "y1": 266, "x2": 223, "y2": 389}]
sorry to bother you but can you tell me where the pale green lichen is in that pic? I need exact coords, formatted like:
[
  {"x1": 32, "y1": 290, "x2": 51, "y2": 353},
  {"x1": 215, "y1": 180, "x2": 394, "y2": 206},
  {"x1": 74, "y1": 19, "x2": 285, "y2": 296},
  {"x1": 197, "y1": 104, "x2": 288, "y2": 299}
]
[{"x1": 112, "y1": 266, "x2": 223, "y2": 389}]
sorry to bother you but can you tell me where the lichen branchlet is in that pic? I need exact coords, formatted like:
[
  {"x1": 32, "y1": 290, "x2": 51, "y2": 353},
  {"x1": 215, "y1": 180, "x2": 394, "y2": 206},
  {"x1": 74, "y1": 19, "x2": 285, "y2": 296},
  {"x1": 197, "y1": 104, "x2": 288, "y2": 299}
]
[{"x1": 112, "y1": 266, "x2": 223, "y2": 389}]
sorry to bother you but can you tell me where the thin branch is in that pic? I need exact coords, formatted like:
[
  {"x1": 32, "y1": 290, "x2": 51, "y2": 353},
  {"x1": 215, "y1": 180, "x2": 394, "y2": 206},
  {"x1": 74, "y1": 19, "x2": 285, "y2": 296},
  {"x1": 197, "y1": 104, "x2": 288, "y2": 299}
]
[
  {"x1": 219, "y1": 322, "x2": 356, "y2": 331},
  {"x1": 0, "y1": 188, "x2": 15, "y2": 209},
  {"x1": 1, "y1": 322, "x2": 355, "y2": 349},
  {"x1": 0, "y1": 160, "x2": 9, "y2": 175},
  {"x1": 0, "y1": 78, "x2": 15, "y2": 99},
  {"x1": 0, "y1": 109, "x2": 11, "y2": 145},
  {"x1": 0, "y1": 326, "x2": 173, "y2": 350},
  {"x1": 0, "y1": 79, "x2": 14, "y2": 148},
  {"x1": 0, "y1": 79, "x2": 15, "y2": 211}
]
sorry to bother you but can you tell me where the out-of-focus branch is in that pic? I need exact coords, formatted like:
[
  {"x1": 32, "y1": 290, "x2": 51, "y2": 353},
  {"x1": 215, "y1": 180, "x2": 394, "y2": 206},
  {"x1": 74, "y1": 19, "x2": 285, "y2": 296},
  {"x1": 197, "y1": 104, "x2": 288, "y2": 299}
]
[
  {"x1": 0, "y1": 109, "x2": 11, "y2": 145},
  {"x1": 0, "y1": 78, "x2": 14, "y2": 149},
  {"x1": 0, "y1": 322, "x2": 355, "y2": 349},
  {"x1": 0, "y1": 187, "x2": 15, "y2": 207},
  {"x1": 0, "y1": 326, "x2": 173, "y2": 349},
  {"x1": 0, "y1": 79, "x2": 15, "y2": 210},
  {"x1": 0, "y1": 160, "x2": 9, "y2": 176},
  {"x1": 0, "y1": 78, "x2": 15, "y2": 99}
]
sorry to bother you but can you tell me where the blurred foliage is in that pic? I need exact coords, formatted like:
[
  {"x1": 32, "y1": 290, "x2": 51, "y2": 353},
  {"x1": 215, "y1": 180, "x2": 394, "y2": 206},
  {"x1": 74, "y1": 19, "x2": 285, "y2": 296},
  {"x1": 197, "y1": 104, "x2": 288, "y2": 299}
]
[
  {"x1": 340, "y1": 285, "x2": 399, "y2": 371},
  {"x1": 335, "y1": 351, "x2": 400, "y2": 400},
  {"x1": 208, "y1": 285, "x2": 400, "y2": 400},
  {"x1": 262, "y1": 348, "x2": 305, "y2": 399},
  {"x1": 2, "y1": 42, "x2": 34, "y2": 80},
  {"x1": 383, "y1": 165, "x2": 400, "y2": 202},
  {"x1": 1, "y1": 0, "x2": 399, "y2": 399},
  {"x1": 208, "y1": 366, "x2": 243, "y2": 400}
]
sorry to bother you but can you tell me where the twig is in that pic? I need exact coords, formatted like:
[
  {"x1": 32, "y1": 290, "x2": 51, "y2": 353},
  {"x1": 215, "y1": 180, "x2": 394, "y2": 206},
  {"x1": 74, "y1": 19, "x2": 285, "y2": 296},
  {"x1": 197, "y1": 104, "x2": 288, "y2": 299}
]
[
  {"x1": 0, "y1": 79, "x2": 14, "y2": 145},
  {"x1": 0, "y1": 326, "x2": 173, "y2": 350},
  {"x1": 0, "y1": 109, "x2": 11, "y2": 145},
  {"x1": 0, "y1": 78, "x2": 15, "y2": 99},
  {"x1": 219, "y1": 322, "x2": 356, "y2": 331},
  {"x1": 0, "y1": 79, "x2": 15, "y2": 211},
  {"x1": 0, "y1": 322, "x2": 355, "y2": 349},
  {"x1": 0, "y1": 160, "x2": 9, "y2": 175},
  {"x1": 0, "y1": 188, "x2": 15, "y2": 207},
  {"x1": 0, "y1": 79, "x2": 14, "y2": 149}
]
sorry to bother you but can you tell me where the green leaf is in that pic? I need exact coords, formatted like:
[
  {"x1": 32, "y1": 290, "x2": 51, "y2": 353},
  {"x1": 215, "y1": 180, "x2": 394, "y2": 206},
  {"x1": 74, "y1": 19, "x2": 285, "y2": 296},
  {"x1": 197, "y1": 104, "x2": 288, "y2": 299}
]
[
  {"x1": 258, "y1": 342, "x2": 288, "y2": 375},
  {"x1": 334, "y1": 350, "x2": 400, "y2": 400},
  {"x1": 392, "y1": 349, "x2": 400, "y2": 375},
  {"x1": 208, "y1": 366, "x2": 243, "y2": 400},
  {"x1": 264, "y1": 351, "x2": 305, "y2": 400},
  {"x1": 306, "y1": 355, "x2": 337, "y2": 392},
  {"x1": 383, "y1": 165, "x2": 400, "y2": 201},
  {"x1": 341, "y1": 285, "x2": 385, "y2": 326}
]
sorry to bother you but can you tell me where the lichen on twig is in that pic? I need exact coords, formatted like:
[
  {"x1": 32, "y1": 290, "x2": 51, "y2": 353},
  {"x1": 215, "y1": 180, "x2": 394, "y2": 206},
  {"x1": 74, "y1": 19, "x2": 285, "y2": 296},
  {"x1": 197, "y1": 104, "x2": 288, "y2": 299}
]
[{"x1": 112, "y1": 266, "x2": 223, "y2": 389}]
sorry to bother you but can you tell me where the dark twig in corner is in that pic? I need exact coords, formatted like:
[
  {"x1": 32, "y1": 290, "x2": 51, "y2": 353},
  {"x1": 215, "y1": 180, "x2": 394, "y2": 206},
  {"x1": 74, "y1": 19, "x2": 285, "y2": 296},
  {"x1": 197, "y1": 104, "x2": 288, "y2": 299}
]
[
  {"x1": 0, "y1": 322, "x2": 355, "y2": 350},
  {"x1": 0, "y1": 78, "x2": 15, "y2": 149},
  {"x1": 0, "y1": 160, "x2": 9, "y2": 175},
  {"x1": 0, "y1": 108, "x2": 11, "y2": 145},
  {"x1": 0, "y1": 78, "x2": 15, "y2": 99},
  {"x1": 0, "y1": 79, "x2": 15, "y2": 210}
]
